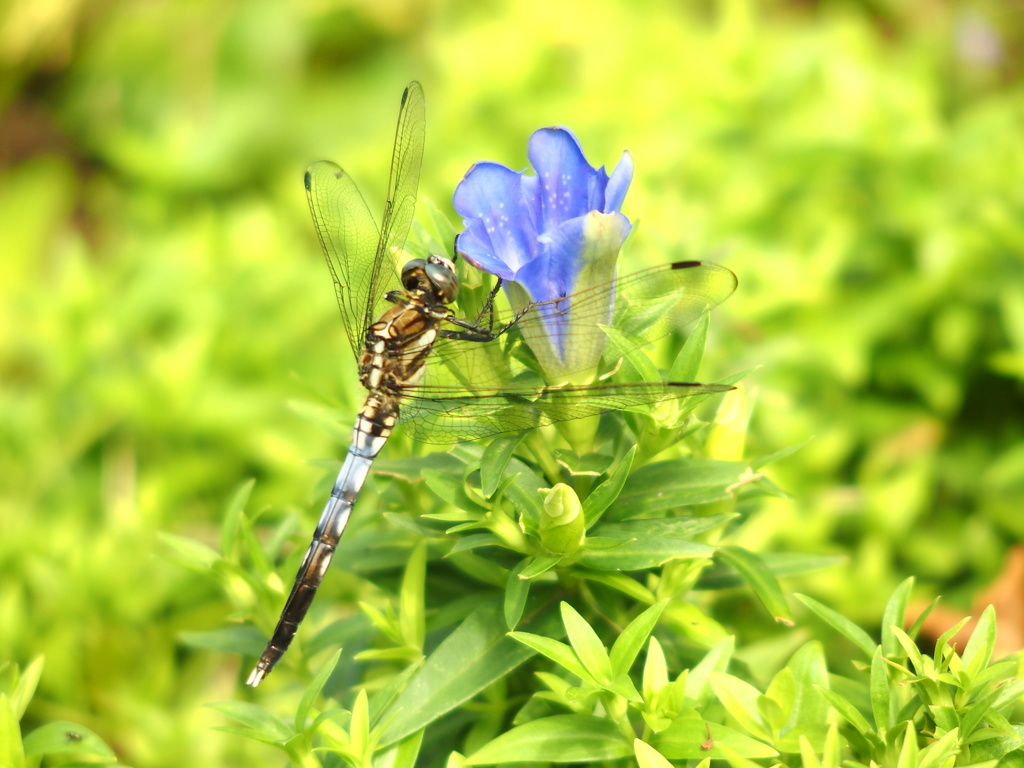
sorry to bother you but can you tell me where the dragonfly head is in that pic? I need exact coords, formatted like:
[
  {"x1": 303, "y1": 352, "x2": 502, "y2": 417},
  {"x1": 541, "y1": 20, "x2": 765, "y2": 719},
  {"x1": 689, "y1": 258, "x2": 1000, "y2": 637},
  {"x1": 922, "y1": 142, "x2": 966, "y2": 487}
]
[{"x1": 401, "y1": 254, "x2": 459, "y2": 304}]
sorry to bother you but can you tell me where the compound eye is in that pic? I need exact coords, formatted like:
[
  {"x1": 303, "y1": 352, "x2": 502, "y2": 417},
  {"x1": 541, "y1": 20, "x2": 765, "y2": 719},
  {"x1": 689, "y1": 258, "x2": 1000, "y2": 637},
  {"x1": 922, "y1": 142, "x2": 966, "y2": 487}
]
[
  {"x1": 425, "y1": 260, "x2": 459, "y2": 303},
  {"x1": 401, "y1": 259, "x2": 427, "y2": 291}
]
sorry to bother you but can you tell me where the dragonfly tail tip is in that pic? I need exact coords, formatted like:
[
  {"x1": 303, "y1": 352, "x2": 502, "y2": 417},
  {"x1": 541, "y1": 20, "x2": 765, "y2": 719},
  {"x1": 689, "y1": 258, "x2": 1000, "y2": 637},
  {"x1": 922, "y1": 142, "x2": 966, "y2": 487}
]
[{"x1": 246, "y1": 666, "x2": 267, "y2": 687}]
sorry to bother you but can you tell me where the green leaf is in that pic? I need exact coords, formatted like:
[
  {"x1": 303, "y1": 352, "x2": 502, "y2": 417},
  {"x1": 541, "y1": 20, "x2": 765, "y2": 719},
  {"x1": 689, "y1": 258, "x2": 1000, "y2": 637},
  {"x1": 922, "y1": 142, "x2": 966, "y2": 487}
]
[
  {"x1": 654, "y1": 713, "x2": 778, "y2": 759},
  {"x1": 890, "y1": 626, "x2": 926, "y2": 675},
  {"x1": 507, "y1": 632, "x2": 590, "y2": 681},
  {"x1": 881, "y1": 577, "x2": 913, "y2": 658},
  {"x1": 295, "y1": 649, "x2": 342, "y2": 733},
  {"x1": 399, "y1": 541, "x2": 427, "y2": 650},
  {"x1": 799, "y1": 734, "x2": 825, "y2": 768},
  {"x1": 8, "y1": 657, "x2": 43, "y2": 721},
  {"x1": 582, "y1": 445, "x2": 636, "y2": 528},
  {"x1": 609, "y1": 600, "x2": 667, "y2": 677},
  {"x1": 634, "y1": 738, "x2": 676, "y2": 768},
  {"x1": 160, "y1": 531, "x2": 220, "y2": 570},
  {"x1": 816, "y1": 686, "x2": 874, "y2": 737},
  {"x1": 518, "y1": 555, "x2": 560, "y2": 579},
  {"x1": 669, "y1": 310, "x2": 710, "y2": 382},
  {"x1": 685, "y1": 637, "x2": 735, "y2": 708},
  {"x1": 907, "y1": 596, "x2": 940, "y2": 641},
  {"x1": 610, "y1": 459, "x2": 748, "y2": 517},
  {"x1": 378, "y1": 602, "x2": 541, "y2": 746},
  {"x1": 577, "y1": 532, "x2": 712, "y2": 573},
  {"x1": 933, "y1": 616, "x2": 971, "y2": 665},
  {"x1": 464, "y1": 715, "x2": 632, "y2": 764},
  {"x1": 368, "y1": 661, "x2": 424, "y2": 728},
  {"x1": 607, "y1": 672, "x2": 643, "y2": 702},
  {"x1": 917, "y1": 727, "x2": 962, "y2": 768},
  {"x1": 643, "y1": 636, "x2": 669, "y2": 703},
  {"x1": 499, "y1": 457, "x2": 548, "y2": 528},
  {"x1": 504, "y1": 559, "x2": 531, "y2": 629},
  {"x1": 709, "y1": 672, "x2": 771, "y2": 741},
  {"x1": 778, "y1": 642, "x2": 832, "y2": 745},
  {"x1": 423, "y1": 468, "x2": 486, "y2": 515},
  {"x1": 377, "y1": 729, "x2": 424, "y2": 768},
  {"x1": 795, "y1": 593, "x2": 877, "y2": 659},
  {"x1": 870, "y1": 647, "x2": 891, "y2": 732},
  {"x1": 603, "y1": 326, "x2": 662, "y2": 385},
  {"x1": 179, "y1": 626, "x2": 262, "y2": 653},
  {"x1": 561, "y1": 602, "x2": 612, "y2": 682},
  {"x1": 480, "y1": 434, "x2": 525, "y2": 497},
  {"x1": 220, "y1": 478, "x2": 255, "y2": 555},
  {"x1": 579, "y1": 570, "x2": 656, "y2": 603},
  {"x1": 716, "y1": 545, "x2": 793, "y2": 624},
  {"x1": 960, "y1": 683, "x2": 1004, "y2": 737},
  {"x1": 664, "y1": 601, "x2": 729, "y2": 647},
  {"x1": 699, "y1": 552, "x2": 844, "y2": 589},
  {"x1": 350, "y1": 688, "x2": 370, "y2": 759},
  {"x1": 758, "y1": 689, "x2": 788, "y2": 734},
  {"x1": 962, "y1": 604, "x2": 996, "y2": 677},
  {"x1": 595, "y1": 515, "x2": 732, "y2": 541},
  {"x1": 21, "y1": 720, "x2": 116, "y2": 761},
  {"x1": 0, "y1": 696, "x2": 23, "y2": 768},
  {"x1": 207, "y1": 700, "x2": 294, "y2": 743},
  {"x1": 896, "y1": 720, "x2": 918, "y2": 768}
]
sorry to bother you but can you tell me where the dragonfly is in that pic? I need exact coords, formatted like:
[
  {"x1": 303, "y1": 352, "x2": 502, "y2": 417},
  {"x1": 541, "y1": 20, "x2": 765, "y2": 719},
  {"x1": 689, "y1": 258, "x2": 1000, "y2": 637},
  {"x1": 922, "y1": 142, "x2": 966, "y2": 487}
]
[{"x1": 246, "y1": 81, "x2": 738, "y2": 686}]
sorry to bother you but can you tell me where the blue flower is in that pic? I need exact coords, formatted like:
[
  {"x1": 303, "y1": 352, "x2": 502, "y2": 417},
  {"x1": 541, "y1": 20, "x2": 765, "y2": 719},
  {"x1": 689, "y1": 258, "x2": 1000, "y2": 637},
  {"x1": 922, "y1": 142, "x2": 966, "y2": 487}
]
[{"x1": 454, "y1": 127, "x2": 633, "y2": 379}]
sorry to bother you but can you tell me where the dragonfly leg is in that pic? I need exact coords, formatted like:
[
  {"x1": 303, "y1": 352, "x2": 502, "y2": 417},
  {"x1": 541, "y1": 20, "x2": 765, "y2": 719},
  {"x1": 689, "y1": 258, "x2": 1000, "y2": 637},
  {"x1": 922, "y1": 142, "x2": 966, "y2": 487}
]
[
  {"x1": 470, "y1": 277, "x2": 504, "y2": 329},
  {"x1": 440, "y1": 278, "x2": 533, "y2": 342}
]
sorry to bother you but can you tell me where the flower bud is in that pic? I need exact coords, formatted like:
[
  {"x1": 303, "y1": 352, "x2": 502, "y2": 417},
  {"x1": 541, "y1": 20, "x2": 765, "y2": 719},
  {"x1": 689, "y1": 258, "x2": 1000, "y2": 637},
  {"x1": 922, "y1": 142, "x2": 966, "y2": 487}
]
[{"x1": 539, "y1": 483, "x2": 585, "y2": 555}]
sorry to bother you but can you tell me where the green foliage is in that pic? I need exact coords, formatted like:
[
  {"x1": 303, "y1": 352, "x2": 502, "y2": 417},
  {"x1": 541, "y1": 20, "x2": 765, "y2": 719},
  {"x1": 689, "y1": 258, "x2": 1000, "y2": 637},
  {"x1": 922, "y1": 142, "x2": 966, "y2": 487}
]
[
  {"x1": 217, "y1": 582, "x2": 1024, "y2": 766},
  {"x1": 3, "y1": 0, "x2": 1023, "y2": 766},
  {"x1": 1, "y1": 658, "x2": 119, "y2": 767}
]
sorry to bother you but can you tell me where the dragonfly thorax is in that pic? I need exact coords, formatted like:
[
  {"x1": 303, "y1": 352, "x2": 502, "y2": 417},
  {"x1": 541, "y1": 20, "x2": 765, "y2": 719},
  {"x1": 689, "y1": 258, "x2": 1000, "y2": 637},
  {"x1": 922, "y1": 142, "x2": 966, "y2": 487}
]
[{"x1": 401, "y1": 254, "x2": 459, "y2": 304}]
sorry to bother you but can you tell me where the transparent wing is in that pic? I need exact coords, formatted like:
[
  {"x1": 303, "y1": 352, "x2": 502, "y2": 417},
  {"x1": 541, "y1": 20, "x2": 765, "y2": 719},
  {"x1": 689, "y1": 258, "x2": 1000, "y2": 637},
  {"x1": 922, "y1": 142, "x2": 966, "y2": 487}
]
[
  {"x1": 400, "y1": 380, "x2": 733, "y2": 444},
  {"x1": 397, "y1": 259, "x2": 738, "y2": 443},
  {"x1": 427, "y1": 260, "x2": 738, "y2": 392},
  {"x1": 304, "y1": 81, "x2": 426, "y2": 359},
  {"x1": 304, "y1": 162, "x2": 380, "y2": 359}
]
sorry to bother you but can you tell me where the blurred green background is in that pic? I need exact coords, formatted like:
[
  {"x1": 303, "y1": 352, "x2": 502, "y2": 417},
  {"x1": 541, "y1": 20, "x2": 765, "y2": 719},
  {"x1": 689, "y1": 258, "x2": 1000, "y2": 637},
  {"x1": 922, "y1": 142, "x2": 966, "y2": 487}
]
[{"x1": 2, "y1": 0, "x2": 1022, "y2": 765}]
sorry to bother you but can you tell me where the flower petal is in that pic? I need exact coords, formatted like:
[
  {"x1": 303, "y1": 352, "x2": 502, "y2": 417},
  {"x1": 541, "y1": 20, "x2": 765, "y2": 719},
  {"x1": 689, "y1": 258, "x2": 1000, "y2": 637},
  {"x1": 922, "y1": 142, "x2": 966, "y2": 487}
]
[
  {"x1": 454, "y1": 162, "x2": 537, "y2": 278},
  {"x1": 510, "y1": 211, "x2": 631, "y2": 376},
  {"x1": 604, "y1": 150, "x2": 633, "y2": 213},
  {"x1": 528, "y1": 128, "x2": 600, "y2": 234}
]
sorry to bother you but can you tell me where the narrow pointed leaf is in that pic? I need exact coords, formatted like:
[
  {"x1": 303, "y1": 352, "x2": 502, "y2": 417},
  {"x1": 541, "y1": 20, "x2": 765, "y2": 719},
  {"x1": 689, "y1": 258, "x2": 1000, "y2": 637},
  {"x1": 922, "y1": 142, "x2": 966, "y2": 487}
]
[
  {"x1": 795, "y1": 593, "x2": 877, "y2": 659},
  {"x1": 465, "y1": 715, "x2": 632, "y2": 764},
  {"x1": 378, "y1": 602, "x2": 541, "y2": 746},
  {"x1": 609, "y1": 601, "x2": 667, "y2": 677},
  {"x1": 881, "y1": 578, "x2": 913, "y2": 658},
  {"x1": 399, "y1": 542, "x2": 426, "y2": 649},
  {"x1": 669, "y1": 311, "x2": 710, "y2": 382},
  {"x1": 635, "y1": 738, "x2": 676, "y2": 768},
  {"x1": 709, "y1": 673, "x2": 771, "y2": 741},
  {"x1": 504, "y1": 559, "x2": 531, "y2": 629},
  {"x1": 962, "y1": 605, "x2": 996, "y2": 677},
  {"x1": 207, "y1": 700, "x2": 294, "y2": 743},
  {"x1": 717, "y1": 545, "x2": 793, "y2": 624},
  {"x1": 654, "y1": 713, "x2": 778, "y2": 759},
  {"x1": 295, "y1": 649, "x2": 342, "y2": 732},
  {"x1": 9, "y1": 657, "x2": 43, "y2": 720},
  {"x1": 870, "y1": 647, "x2": 890, "y2": 732},
  {"x1": 481, "y1": 434, "x2": 525, "y2": 497},
  {"x1": 508, "y1": 632, "x2": 590, "y2": 681},
  {"x1": 816, "y1": 687, "x2": 874, "y2": 738},
  {"x1": 21, "y1": 721, "x2": 116, "y2": 761},
  {"x1": 561, "y1": 603, "x2": 613, "y2": 682},
  {"x1": 582, "y1": 445, "x2": 636, "y2": 527}
]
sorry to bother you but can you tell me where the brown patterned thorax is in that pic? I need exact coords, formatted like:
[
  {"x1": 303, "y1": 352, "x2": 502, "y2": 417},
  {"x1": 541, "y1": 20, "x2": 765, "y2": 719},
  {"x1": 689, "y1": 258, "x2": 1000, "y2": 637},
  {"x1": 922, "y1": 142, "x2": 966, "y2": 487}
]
[{"x1": 359, "y1": 299, "x2": 442, "y2": 399}]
